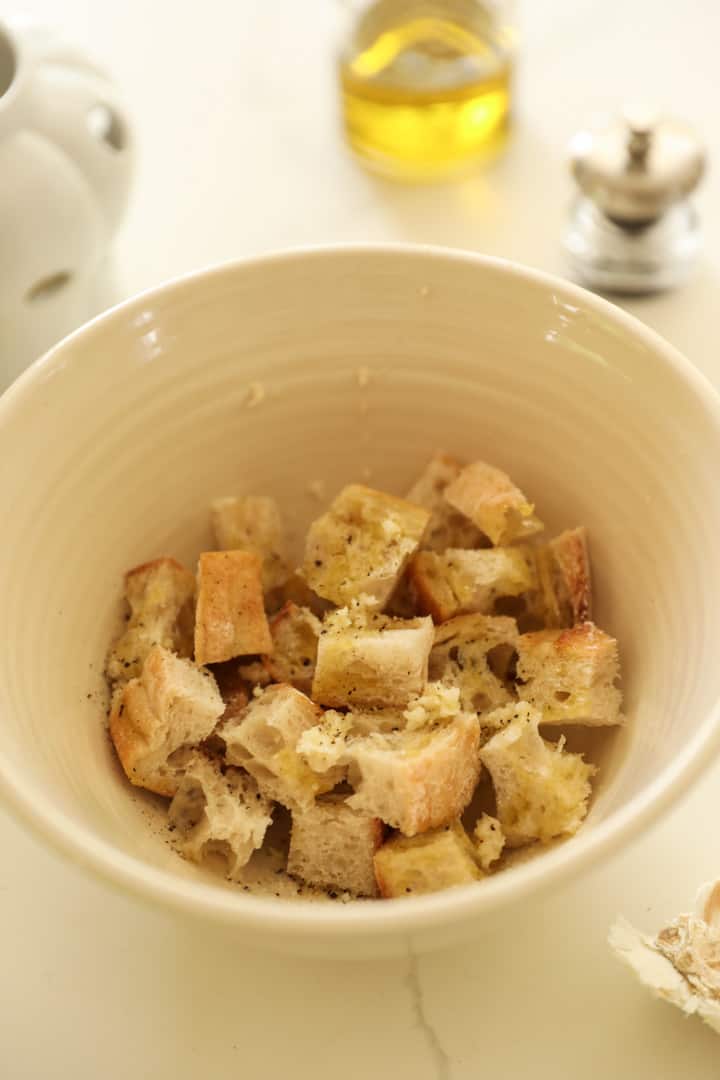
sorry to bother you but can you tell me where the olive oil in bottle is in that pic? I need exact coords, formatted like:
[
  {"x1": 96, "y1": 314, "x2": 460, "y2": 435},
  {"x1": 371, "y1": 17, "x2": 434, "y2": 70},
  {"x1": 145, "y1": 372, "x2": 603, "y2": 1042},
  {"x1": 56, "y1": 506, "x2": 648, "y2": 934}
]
[{"x1": 339, "y1": 0, "x2": 514, "y2": 180}]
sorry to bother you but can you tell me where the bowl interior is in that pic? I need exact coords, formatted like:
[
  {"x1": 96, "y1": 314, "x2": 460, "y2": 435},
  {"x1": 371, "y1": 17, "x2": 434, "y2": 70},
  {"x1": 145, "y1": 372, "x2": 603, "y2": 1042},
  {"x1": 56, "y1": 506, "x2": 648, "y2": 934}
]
[{"x1": 2, "y1": 247, "x2": 720, "y2": 939}]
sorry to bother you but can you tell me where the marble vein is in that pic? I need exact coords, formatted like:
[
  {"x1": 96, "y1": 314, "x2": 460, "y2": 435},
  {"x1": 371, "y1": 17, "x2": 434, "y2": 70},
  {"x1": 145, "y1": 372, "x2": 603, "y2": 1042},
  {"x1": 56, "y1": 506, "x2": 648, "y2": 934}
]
[{"x1": 405, "y1": 948, "x2": 451, "y2": 1080}]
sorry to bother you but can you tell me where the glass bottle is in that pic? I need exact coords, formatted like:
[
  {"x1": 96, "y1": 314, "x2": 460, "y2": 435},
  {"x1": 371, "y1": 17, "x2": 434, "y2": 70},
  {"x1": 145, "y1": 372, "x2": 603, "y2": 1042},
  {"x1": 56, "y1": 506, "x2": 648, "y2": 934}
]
[
  {"x1": 564, "y1": 110, "x2": 706, "y2": 295},
  {"x1": 338, "y1": 0, "x2": 515, "y2": 181}
]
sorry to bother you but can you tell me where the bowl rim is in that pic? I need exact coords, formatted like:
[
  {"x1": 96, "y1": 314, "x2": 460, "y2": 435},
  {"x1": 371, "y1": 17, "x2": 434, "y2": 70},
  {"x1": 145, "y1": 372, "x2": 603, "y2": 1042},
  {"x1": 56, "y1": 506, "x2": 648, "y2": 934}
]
[{"x1": 3, "y1": 242, "x2": 720, "y2": 939}]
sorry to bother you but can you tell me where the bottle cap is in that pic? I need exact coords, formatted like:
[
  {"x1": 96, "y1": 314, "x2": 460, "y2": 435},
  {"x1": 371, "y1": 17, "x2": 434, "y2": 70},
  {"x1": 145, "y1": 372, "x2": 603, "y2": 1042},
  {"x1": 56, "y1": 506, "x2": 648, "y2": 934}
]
[{"x1": 570, "y1": 108, "x2": 705, "y2": 224}]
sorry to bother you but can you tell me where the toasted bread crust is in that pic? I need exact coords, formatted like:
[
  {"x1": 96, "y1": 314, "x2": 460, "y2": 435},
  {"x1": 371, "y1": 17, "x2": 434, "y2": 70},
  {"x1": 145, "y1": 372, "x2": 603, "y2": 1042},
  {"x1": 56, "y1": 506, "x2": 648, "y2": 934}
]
[
  {"x1": 408, "y1": 551, "x2": 457, "y2": 621},
  {"x1": 444, "y1": 461, "x2": 544, "y2": 545},
  {"x1": 109, "y1": 679, "x2": 170, "y2": 792},
  {"x1": 195, "y1": 550, "x2": 272, "y2": 664},
  {"x1": 550, "y1": 526, "x2": 592, "y2": 624},
  {"x1": 109, "y1": 646, "x2": 224, "y2": 796}
]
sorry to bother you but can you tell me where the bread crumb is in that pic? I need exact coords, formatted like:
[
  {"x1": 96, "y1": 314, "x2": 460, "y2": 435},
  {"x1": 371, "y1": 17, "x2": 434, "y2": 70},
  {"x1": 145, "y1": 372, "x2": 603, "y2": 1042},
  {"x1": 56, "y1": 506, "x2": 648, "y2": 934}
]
[
  {"x1": 245, "y1": 382, "x2": 265, "y2": 408},
  {"x1": 473, "y1": 813, "x2": 505, "y2": 871}
]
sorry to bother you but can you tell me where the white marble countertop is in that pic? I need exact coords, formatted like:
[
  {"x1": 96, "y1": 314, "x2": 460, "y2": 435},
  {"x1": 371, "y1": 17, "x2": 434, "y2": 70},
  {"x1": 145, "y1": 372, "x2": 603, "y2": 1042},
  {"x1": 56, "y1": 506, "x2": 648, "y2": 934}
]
[{"x1": 3, "y1": 2, "x2": 720, "y2": 1076}]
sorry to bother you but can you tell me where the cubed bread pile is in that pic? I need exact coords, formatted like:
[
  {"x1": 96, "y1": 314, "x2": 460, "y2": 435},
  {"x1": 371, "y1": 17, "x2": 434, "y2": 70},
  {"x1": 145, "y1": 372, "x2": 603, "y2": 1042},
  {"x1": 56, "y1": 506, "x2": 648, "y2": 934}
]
[{"x1": 105, "y1": 454, "x2": 623, "y2": 900}]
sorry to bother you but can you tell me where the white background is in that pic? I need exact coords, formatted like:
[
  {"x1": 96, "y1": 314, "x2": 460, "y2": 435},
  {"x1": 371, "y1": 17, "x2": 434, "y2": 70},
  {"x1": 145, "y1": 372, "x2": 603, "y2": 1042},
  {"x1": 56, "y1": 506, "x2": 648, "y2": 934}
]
[{"x1": 2, "y1": 2, "x2": 720, "y2": 1076}]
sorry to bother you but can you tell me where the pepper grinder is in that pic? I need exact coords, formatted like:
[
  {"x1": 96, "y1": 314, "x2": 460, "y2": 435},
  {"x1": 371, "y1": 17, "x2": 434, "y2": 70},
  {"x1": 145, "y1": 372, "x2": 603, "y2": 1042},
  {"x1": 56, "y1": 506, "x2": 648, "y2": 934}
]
[{"x1": 564, "y1": 109, "x2": 705, "y2": 294}]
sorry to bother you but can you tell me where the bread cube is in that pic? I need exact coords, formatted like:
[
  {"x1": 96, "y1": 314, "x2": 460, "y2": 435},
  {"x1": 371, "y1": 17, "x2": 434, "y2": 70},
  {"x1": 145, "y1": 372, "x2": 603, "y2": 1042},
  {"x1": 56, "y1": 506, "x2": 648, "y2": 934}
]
[
  {"x1": 263, "y1": 602, "x2": 321, "y2": 693},
  {"x1": 406, "y1": 452, "x2": 486, "y2": 552},
  {"x1": 444, "y1": 461, "x2": 544, "y2": 545},
  {"x1": 296, "y1": 690, "x2": 444, "y2": 772},
  {"x1": 374, "y1": 822, "x2": 482, "y2": 898},
  {"x1": 287, "y1": 795, "x2": 383, "y2": 897},
  {"x1": 384, "y1": 570, "x2": 421, "y2": 619},
  {"x1": 194, "y1": 550, "x2": 272, "y2": 665},
  {"x1": 522, "y1": 544, "x2": 563, "y2": 630},
  {"x1": 550, "y1": 527, "x2": 592, "y2": 624},
  {"x1": 279, "y1": 571, "x2": 332, "y2": 618},
  {"x1": 106, "y1": 557, "x2": 195, "y2": 683},
  {"x1": 473, "y1": 814, "x2": 505, "y2": 871},
  {"x1": 346, "y1": 711, "x2": 481, "y2": 836},
  {"x1": 210, "y1": 495, "x2": 289, "y2": 593},
  {"x1": 222, "y1": 684, "x2": 340, "y2": 808},
  {"x1": 479, "y1": 702, "x2": 595, "y2": 846},
  {"x1": 409, "y1": 546, "x2": 536, "y2": 622},
  {"x1": 296, "y1": 692, "x2": 479, "y2": 836},
  {"x1": 109, "y1": 645, "x2": 224, "y2": 796},
  {"x1": 311, "y1": 607, "x2": 434, "y2": 708},
  {"x1": 210, "y1": 662, "x2": 250, "y2": 722},
  {"x1": 429, "y1": 613, "x2": 519, "y2": 713},
  {"x1": 516, "y1": 622, "x2": 622, "y2": 725},
  {"x1": 406, "y1": 451, "x2": 459, "y2": 507},
  {"x1": 302, "y1": 484, "x2": 430, "y2": 608},
  {"x1": 524, "y1": 527, "x2": 592, "y2": 630},
  {"x1": 168, "y1": 752, "x2": 272, "y2": 879}
]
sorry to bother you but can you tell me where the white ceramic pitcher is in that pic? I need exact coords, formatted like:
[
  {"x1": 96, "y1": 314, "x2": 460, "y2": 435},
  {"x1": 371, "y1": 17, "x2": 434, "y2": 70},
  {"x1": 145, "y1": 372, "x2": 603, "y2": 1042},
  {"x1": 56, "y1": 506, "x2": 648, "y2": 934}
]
[{"x1": 0, "y1": 16, "x2": 133, "y2": 386}]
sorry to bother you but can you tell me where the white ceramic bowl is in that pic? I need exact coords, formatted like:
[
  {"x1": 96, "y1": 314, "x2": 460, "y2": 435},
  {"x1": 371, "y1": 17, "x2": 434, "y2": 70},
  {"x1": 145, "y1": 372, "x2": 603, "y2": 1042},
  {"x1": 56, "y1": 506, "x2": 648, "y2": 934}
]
[{"x1": 2, "y1": 246, "x2": 720, "y2": 955}]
